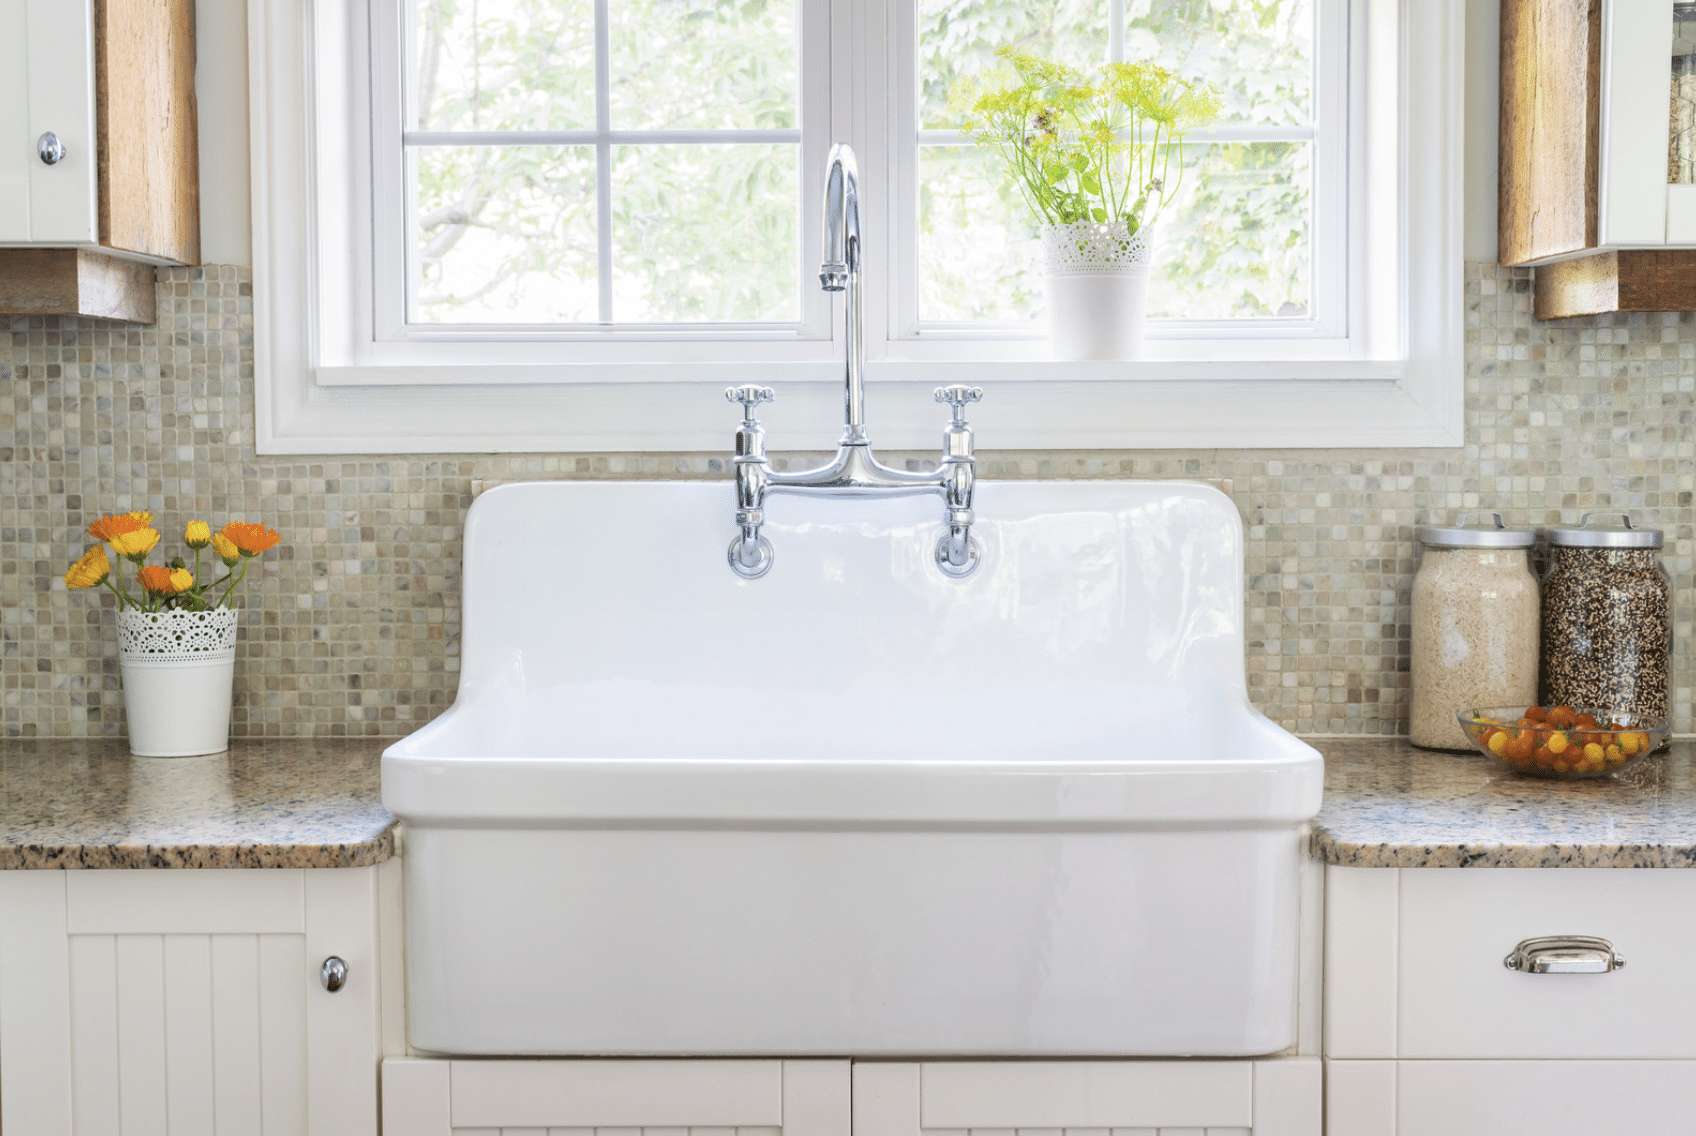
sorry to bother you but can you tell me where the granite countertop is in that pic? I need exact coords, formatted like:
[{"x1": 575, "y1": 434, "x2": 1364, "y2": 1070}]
[
  {"x1": 1312, "y1": 737, "x2": 1696, "y2": 869},
  {"x1": 7, "y1": 735, "x2": 1695, "y2": 871},
  {"x1": 0, "y1": 740, "x2": 394, "y2": 869}
]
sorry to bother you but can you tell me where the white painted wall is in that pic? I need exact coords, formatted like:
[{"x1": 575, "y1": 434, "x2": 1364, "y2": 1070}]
[{"x1": 192, "y1": 0, "x2": 1505, "y2": 269}]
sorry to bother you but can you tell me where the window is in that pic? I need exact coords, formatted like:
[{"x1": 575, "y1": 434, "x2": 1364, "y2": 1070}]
[{"x1": 250, "y1": 0, "x2": 1461, "y2": 453}]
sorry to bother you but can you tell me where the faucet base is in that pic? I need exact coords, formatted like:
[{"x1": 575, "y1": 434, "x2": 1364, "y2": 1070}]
[
  {"x1": 935, "y1": 534, "x2": 981, "y2": 578},
  {"x1": 728, "y1": 534, "x2": 775, "y2": 579}
]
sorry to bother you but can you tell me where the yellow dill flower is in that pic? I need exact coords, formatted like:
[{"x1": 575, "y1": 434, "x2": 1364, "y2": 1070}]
[
  {"x1": 63, "y1": 545, "x2": 111, "y2": 589},
  {"x1": 184, "y1": 520, "x2": 211, "y2": 549},
  {"x1": 108, "y1": 527, "x2": 161, "y2": 562},
  {"x1": 212, "y1": 532, "x2": 241, "y2": 567},
  {"x1": 168, "y1": 568, "x2": 194, "y2": 592}
]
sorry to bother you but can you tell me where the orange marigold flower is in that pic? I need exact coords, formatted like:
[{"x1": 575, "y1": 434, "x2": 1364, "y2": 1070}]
[
  {"x1": 88, "y1": 510, "x2": 153, "y2": 542},
  {"x1": 168, "y1": 568, "x2": 194, "y2": 592},
  {"x1": 63, "y1": 545, "x2": 111, "y2": 589},
  {"x1": 108, "y1": 527, "x2": 161, "y2": 561},
  {"x1": 184, "y1": 521, "x2": 212, "y2": 549},
  {"x1": 211, "y1": 532, "x2": 241, "y2": 567},
  {"x1": 220, "y1": 522, "x2": 282, "y2": 556},
  {"x1": 137, "y1": 565, "x2": 181, "y2": 594}
]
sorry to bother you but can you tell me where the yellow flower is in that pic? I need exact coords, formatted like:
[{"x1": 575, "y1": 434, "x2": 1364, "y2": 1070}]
[
  {"x1": 168, "y1": 568, "x2": 194, "y2": 592},
  {"x1": 184, "y1": 521, "x2": 211, "y2": 549},
  {"x1": 63, "y1": 545, "x2": 111, "y2": 589},
  {"x1": 220, "y1": 521, "x2": 282, "y2": 556},
  {"x1": 88, "y1": 510, "x2": 152, "y2": 543},
  {"x1": 108, "y1": 527, "x2": 161, "y2": 562},
  {"x1": 212, "y1": 532, "x2": 241, "y2": 567}
]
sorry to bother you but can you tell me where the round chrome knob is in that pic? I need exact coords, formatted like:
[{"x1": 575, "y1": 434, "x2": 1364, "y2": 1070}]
[
  {"x1": 320, "y1": 956, "x2": 349, "y2": 992},
  {"x1": 37, "y1": 132, "x2": 65, "y2": 166}
]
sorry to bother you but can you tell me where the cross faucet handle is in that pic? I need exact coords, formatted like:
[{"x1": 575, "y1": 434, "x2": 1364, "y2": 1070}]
[
  {"x1": 726, "y1": 386, "x2": 776, "y2": 420},
  {"x1": 934, "y1": 385, "x2": 983, "y2": 422}
]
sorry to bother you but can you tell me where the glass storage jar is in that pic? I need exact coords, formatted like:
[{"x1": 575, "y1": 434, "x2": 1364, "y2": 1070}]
[
  {"x1": 1410, "y1": 513, "x2": 1540, "y2": 750},
  {"x1": 1541, "y1": 513, "x2": 1671, "y2": 724}
]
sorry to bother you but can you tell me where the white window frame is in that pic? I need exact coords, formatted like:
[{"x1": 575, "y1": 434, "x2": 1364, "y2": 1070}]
[{"x1": 249, "y1": 0, "x2": 1461, "y2": 454}]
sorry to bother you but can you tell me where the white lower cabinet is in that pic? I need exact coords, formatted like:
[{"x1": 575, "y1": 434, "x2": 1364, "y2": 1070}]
[
  {"x1": 1324, "y1": 865, "x2": 1696, "y2": 1135},
  {"x1": 379, "y1": 1058, "x2": 1320, "y2": 1136},
  {"x1": 0, "y1": 864, "x2": 400, "y2": 1136}
]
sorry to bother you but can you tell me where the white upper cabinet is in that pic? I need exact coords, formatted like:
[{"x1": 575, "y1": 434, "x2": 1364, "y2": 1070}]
[{"x1": 0, "y1": 0, "x2": 98, "y2": 245}]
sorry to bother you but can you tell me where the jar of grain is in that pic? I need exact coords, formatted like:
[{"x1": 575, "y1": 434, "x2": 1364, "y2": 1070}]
[
  {"x1": 1410, "y1": 513, "x2": 1540, "y2": 750},
  {"x1": 1541, "y1": 513, "x2": 1671, "y2": 724}
]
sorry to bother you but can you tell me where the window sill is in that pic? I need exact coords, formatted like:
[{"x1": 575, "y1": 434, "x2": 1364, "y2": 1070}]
[{"x1": 263, "y1": 356, "x2": 1460, "y2": 454}]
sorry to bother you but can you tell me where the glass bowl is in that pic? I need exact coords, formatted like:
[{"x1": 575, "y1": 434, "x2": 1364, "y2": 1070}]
[{"x1": 1456, "y1": 706, "x2": 1668, "y2": 779}]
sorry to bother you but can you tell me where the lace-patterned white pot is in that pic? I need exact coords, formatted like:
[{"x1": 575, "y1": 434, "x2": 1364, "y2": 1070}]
[
  {"x1": 1040, "y1": 221, "x2": 1154, "y2": 361},
  {"x1": 118, "y1": 608, "x2": 238, "y2": 757}
]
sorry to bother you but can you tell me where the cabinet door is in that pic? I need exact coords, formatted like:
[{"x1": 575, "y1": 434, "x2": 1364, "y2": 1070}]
[
  {"x1": 380, "y1": 1058, "x2": 848, "y2": 1136},
  {"x1": 0, "y1": 0, "x2": 97, "y2": 244},
  {"x1": 850, "y1": 1060, "x2": 1318, "y2": 1136},
  {"x1": 1326, "y1": 1059, "x2": 1696, "y2": 1136},
  {"x1": 0, "y1": 867, "x2": 383, "y2": 1136}
]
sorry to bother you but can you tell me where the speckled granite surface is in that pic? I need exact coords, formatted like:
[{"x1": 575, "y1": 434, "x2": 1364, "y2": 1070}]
[
  {"x1": 1312, "y1": 738, "x2": 1696, "y2": 869},
  {"x1": 0, "y1": 740, "x2": 394, "y2": 869}
]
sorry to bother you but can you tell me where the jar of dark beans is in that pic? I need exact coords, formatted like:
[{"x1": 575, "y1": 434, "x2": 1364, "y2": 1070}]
[{"x1": 1541, "y1": 513, "x2": 1671, "y2": 723}]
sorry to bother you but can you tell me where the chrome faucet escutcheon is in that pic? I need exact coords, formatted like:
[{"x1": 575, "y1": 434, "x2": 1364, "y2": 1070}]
[{"x1": 725, "y1": 144, "x2": 984, "y2": 580}]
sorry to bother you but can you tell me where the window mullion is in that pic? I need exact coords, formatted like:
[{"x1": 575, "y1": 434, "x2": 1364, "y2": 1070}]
[{"x1": 594, "y1": 0, "x2": 613, "y2": 324}]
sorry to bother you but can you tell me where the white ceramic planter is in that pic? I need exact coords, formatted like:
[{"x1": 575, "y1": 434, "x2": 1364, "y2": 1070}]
[
  {"x1": 117, "y1": 608, "x2": 239, "y2": 757},
  {"x1": 1041, "y1": 221, "x2": 1154, "y2": 360}
]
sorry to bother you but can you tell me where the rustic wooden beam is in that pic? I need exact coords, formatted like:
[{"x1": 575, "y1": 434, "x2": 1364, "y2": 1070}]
[
  {"x1": 0, "y1": 249, "x2": 158, "y2": 323},
  {"x1": 1534, "y1": 250, "x2": 1696, "y2": 319},
  {"x1": 95, "y1": 0, "x2": 199, "y2": 265},
  {"x1": 1499, "y1": 0, "x2": 1602, "y2": 266}
]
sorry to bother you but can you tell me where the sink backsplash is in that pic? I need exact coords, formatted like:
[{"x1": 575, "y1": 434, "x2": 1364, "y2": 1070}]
[{"x1": 3, "y1": 262, "x2": 1690, "y2": 739}]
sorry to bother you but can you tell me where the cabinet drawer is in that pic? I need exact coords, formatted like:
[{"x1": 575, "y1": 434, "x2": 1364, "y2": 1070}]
[
  {"x1": 1398, "y1": 869, "x2": 1696, "y2": 1059},
  {"x1": 1398, "y1": 1061, "x2": 1696, "y2": 1136}
]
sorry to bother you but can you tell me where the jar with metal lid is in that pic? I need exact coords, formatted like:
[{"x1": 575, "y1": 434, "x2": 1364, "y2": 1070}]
[
  {"x1": 1541, "y1": 512, "x2": 1671, "y2": 722},
  {"x1": 1410, "y1": 513, "x2": 1540, "y2": 750}
]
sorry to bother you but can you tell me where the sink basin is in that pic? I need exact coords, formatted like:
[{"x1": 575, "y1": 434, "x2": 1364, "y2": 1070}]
[{"x1": 383, "y1": 480, "x2": 1322, "y2": 1056}]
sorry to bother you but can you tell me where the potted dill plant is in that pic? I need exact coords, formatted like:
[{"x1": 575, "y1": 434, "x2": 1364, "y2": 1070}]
[{"x1": 950, "y1": 47, "x2": 1221, "y2": 360}]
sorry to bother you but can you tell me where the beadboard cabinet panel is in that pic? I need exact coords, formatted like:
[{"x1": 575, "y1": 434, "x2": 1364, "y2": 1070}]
[
  {"x1": 0, "y1": 867, "x2": 383, "y2": 1136},
  {"x1": 383, "y1": 1061, "x2": 845, "y2": 1136}
]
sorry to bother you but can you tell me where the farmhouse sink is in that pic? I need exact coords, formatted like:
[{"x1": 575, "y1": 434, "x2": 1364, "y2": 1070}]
[{"x1": 383, "y1": 480, "x2": 1322, "y2": 1056}]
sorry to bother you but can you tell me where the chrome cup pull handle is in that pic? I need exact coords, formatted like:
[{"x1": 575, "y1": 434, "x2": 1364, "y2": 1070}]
[{"x1": 1504, "y1": 935, "x2": 1625, "y2": 974}]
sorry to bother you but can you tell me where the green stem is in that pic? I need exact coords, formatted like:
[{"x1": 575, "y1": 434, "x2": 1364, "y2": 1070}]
[
  {"x1": 219, "y1": 558, "x2": 252, "y2": 609},
  {"x1": 98, "y1": 574, "x2": 131, "y2": 610}
]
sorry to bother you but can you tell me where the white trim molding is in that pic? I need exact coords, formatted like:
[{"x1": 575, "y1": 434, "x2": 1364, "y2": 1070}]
[{"x1": 250, "y1": 0, "x2": 1463, "y2": 454}]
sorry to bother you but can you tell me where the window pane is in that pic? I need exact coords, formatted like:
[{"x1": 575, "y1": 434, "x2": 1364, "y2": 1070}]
[
  {"x1": 919, "y1": 145, "x2": 1043, "y2": 323},
  {"x1": 918, "y1": 140, "x2": 1309, "y2": 323},
  {"x1": 413, "y1": 0, "x2": 596, "y2": 132},
  {"x1": 919, "y1": 0, "x2": 1312, "y2": 129},
  {"x1": 918, "y1": 1, "x2": 1108, "y2": 130},
  {"x1": 1124, "y1": 0, "x2": 1312, "y2": 127},
  {"x1": 611, "y1": 145, "x2": 798, "y2": 322},
  {"x1": 1149, "y1": 141, "x2": 1311, "y2": 320},
  {"x1": 412, "y1": 145, "x2": 598, "y2": 324},
  {"x1": 609, "y1": 0, "x2": 798, "y2": 130}
]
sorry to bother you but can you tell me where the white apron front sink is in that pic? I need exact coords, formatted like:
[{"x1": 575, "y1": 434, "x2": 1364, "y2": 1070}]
[{"x1": 383, "y1": 480, "x2": 1322, "y2": 1056}]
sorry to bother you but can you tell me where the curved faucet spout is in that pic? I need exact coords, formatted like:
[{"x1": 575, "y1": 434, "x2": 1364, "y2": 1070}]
[
  {"x1": 820, "y1": 144, "x2": 859, "y2": 292},
  {"x1": 820, "y1": 144, "x2": 866, "y2": 444}
]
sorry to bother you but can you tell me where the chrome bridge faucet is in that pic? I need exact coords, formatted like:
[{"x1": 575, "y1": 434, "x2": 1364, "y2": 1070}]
[{"x1": 725, "y1": 143, "x2": 983, "y2": 580}]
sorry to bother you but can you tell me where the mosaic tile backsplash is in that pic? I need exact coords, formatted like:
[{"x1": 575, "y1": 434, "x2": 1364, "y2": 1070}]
[{"x1": 4, "y1": 263, "x2": 1694, "y2": 739}]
